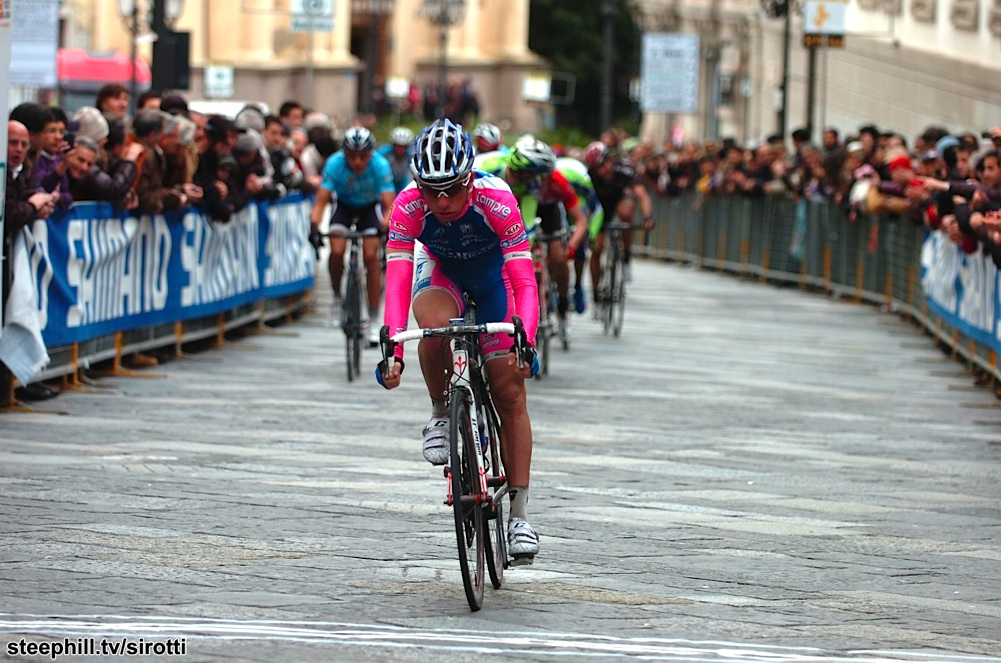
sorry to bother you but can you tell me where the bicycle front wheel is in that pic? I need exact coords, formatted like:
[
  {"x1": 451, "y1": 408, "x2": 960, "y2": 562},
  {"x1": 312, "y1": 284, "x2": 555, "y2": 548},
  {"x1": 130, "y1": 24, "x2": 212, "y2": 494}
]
[
  {"x1": 343, "y1": 270, "x2": 362, "y2": 381},
  {"x1": 450, "y1": 392, "x2": 486, "y2": 611},
  {"x1": 612, "y1": 257, "x2": 626, "y2": 338},
  {"x1": 538, "y1": 282, "x2": 552, "y2": 378}
]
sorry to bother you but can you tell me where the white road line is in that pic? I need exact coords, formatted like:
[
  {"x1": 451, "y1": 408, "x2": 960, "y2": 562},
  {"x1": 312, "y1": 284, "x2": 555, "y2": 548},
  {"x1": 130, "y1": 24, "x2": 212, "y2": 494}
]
[{"x1": 0, "y1": 614, "x2": 997, "y2": 662}]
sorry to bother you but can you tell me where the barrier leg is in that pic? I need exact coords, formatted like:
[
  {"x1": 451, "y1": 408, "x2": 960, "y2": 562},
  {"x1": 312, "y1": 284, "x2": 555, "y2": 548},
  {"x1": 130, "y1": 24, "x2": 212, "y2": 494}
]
[
  {"x1": 60, "y1": 343, "x2": 87, "y2": 392},
  {"x1": 94, "y1": 332, "x2": 163, "y2": 378}
]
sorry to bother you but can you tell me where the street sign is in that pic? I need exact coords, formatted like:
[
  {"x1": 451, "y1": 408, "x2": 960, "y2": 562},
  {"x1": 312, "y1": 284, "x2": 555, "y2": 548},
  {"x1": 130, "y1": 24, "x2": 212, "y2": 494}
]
[
  {"x1": 640, "y1": 32, "x2": 700, "y2": 114},
  {"x1": 803, "y1": 34, "x2": 845, "y2": 48},
  {"x1": 205, "y1": 65, "x2": 235, "y2": 98},
  {"x1": 291, "y1": 0, "x2": 334, "y2": 33},
  {"x1": 803, "y1": 1, "x2": 846, "y2": 35}
]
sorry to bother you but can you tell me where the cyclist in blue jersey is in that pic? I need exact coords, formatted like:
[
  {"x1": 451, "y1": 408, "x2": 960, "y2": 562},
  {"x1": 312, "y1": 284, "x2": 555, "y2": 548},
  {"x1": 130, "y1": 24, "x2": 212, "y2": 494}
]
[
  {"x1": 309, "y1": 126, "x2": 396, "y2": 344},
  {"x1": 377, "y1": 126, "x2": 414, "y2": 194}
]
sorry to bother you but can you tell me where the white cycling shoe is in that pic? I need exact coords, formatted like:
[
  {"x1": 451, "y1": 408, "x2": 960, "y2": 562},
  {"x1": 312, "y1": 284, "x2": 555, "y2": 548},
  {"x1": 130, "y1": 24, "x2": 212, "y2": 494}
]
[
  {"x1": 422, "y1": 416, "x2": 449, "y2": 465},
  {"x1": 507, "y1": 517, "x2": 540, "y2": 561}
]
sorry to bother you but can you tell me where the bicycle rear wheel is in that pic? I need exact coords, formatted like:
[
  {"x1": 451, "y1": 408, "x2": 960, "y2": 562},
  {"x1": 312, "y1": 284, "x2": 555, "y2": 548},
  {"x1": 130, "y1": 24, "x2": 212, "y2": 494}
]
[
  {"x1": 480, "y1": 402, "x2": 506, "y2": 589},
  {"x1": 343, "y1": 270, "x2": 362, "y2": 381},
  {"x1": 539, "y1": 285, "x2": 552, "y2": 378},
  {"x1": 450, "y1": 392, "x2": 485, "y2": 611}
]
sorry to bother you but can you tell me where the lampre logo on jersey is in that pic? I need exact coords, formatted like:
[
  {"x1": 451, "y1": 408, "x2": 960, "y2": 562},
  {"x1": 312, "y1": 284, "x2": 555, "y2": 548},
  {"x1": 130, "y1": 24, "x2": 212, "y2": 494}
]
[
  {"x1": 396, "y1": 198, "x2": 426, "y2": 217},
  {"x1": 475, "y1": 194, "x2": 512, "y2": 219}
]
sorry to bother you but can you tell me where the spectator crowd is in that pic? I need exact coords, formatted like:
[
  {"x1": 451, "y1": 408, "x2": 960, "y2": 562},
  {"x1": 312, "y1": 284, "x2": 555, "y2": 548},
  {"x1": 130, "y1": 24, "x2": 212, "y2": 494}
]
[
  {"x1": 571, "y1": 122, "x2": 1001, "y2": 271},
  {"x1": 6, "y1": 81, "x2": 1001, "y2": 402}
]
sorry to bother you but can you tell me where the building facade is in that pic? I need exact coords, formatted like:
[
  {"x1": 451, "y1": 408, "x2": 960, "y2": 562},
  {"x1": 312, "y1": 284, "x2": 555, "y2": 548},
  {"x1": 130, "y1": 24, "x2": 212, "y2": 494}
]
[
  {"x1": 631, "y1": 0, "x2": 1001, "y2": 146},
  {"x1": 63, "y1": 0, "x2": 545, "y2": 132}
]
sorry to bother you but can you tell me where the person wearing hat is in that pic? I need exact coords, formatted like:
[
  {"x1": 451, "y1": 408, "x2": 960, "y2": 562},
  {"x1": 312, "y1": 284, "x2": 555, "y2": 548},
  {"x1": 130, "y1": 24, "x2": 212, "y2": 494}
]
[{"x1": 193, "y1": 115, "x2": 241, "y2": 223}]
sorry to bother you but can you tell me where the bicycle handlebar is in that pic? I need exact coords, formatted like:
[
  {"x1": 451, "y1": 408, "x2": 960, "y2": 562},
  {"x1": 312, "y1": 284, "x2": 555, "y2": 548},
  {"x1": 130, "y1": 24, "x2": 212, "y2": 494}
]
[
  {"x1": 323, "y1": 229, "x2": 369, "y2": 240},
  {"x1": 379, "y1": 316, "x2": 532, "y2": 380}
]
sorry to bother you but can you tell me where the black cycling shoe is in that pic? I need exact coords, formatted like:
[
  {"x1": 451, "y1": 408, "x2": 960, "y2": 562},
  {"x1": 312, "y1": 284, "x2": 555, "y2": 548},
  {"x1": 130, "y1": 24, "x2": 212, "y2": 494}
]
[{"x1": 15, "y1": 383, "x2": 59, "y2": 402}]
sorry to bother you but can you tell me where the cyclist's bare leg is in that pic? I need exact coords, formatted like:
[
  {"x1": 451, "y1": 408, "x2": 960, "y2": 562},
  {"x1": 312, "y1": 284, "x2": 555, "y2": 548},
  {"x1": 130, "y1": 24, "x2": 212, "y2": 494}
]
[
  {"x1": 362, "y1": 236, "x2": 383, "y2": 314},
  {"x1": 412, "y1": 289, "x2": 460, "y2": 402},
  {"x1": 327, "y1": 237, "x2": 347, "y2": 296},
  {"x1": 589, "y1": 232, "x2": 606, "y2": 298},
  {"x1": 485, "y1": 356, "x2": 532, "y2": 489},
  {"x1": 547, "y1": 238, "x2": 570, "y2": 313}
]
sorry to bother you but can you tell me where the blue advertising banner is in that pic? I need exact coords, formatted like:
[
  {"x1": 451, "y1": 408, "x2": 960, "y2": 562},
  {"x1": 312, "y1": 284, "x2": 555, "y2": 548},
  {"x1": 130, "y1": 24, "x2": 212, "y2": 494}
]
[
  {"x1": 29, "y1": 195, "x2": 315, "y2": 347},
  {"x1": 921, "y1": 232, "x2": 999, "y2": 349}
]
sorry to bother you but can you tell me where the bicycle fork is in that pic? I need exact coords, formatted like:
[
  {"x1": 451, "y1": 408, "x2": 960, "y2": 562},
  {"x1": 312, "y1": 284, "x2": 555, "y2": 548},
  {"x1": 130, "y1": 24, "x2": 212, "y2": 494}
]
[{"x1": 444, "y1": 343, "x2": 492, "y2": 510}]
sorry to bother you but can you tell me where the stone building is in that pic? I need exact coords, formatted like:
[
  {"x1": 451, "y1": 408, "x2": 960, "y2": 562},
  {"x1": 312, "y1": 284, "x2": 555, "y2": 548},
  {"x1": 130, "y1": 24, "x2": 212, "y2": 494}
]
[{"x1": 65, "y1": 0, "x2": 545, "y2": 132}]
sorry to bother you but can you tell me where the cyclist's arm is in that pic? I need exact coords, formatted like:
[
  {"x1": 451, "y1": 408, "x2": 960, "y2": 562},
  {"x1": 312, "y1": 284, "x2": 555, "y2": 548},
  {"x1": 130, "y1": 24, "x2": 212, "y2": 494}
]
[
  {"x1": 383, "y1": 247, "x2": 414, "y2": 362},
  {"x1": 630, "y1": 181, "x2": 654, "y2": 227},
  {"x1": 566, "y1": 199, "x2": 589, "y2": 251},
  {"x1": 310, "y1": 186, "x2": 332, "y2": 226},
  {"x1": 379, "y1": 190, "x2": 396, "y2": 224}
]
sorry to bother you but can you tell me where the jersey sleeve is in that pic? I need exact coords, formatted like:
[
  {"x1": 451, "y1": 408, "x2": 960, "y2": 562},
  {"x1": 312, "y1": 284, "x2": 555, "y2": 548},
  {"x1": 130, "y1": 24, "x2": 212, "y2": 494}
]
[
  {"x1": 551, "y1": 171, "x2": 580, "y2": 210},
  {"x1": 482, "y1": 187, "x2": 539, "y2": 346},
  {"x1": 382, "y1": 188, "x2": 424, "y2": 359}
]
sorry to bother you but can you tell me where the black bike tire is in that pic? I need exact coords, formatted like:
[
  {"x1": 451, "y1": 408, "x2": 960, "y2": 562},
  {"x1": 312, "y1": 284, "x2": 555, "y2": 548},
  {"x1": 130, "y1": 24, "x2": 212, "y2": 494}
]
[
  {"x1": 344, "y1": 269, "x2": 362, "y2": 380},
  {"x1": 550, "y1": 280, "x2": 568, "y2": 352},
  {"x1": 481, "y1": 401, "x2": 506, "y2": 589},
  {"x1": 450, "y1": 392, "x2": 485, "y2": 611},
  {"x1": 603, "y1": 250, "x2": 617, "y2": 335},
  {"x1": 612, "y1": 254, "x2": 626, "y2": 338},
  {"x1": 540, "y1": 289, "x2": 551, "y2": 378}
]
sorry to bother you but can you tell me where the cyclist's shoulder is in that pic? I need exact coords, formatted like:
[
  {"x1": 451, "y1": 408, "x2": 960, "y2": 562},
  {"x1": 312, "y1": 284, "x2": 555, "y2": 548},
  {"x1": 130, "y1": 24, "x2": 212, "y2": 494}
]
[{"x1": 473, "y1": 150, "x2": 509, "y2": 173}]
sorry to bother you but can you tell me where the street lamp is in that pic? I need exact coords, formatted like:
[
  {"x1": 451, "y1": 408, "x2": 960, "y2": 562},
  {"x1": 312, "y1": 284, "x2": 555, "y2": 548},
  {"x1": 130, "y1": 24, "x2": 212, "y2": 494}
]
[
  {"x1": 422, "y1": 0, "x2": 466, "y2": 119},
  {"x1": 117, "y1": 0, "x2": 185, "y2": 111},
  {"x1": 353, "y1": 0, "x2": 397, "y2": 115},
  {"x1": 760, "y1": 0, "x2": 793, "y2": 139}
]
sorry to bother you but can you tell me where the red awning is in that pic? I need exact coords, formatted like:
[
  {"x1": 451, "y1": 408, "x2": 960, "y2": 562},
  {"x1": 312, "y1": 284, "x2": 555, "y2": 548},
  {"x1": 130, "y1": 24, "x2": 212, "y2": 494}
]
[{"x1": 57, "y1": 48, "x2": 152, "y2": 87}]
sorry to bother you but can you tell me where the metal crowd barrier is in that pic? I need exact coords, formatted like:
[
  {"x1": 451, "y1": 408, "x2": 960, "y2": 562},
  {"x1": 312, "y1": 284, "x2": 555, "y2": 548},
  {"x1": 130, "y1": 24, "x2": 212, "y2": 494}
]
[{"x1": 638, "y1": 191, "x2": 999, "y2": 382}]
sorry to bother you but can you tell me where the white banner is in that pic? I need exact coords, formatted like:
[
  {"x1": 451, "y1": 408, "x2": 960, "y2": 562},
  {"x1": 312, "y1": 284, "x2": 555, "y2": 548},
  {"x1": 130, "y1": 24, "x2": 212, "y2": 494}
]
[
  {"x1": 9, "y1": 0, "x2": 59, "y2": 87},
  {"x1": 640, "y1": 33, "x2": 700, "y2": 114}
]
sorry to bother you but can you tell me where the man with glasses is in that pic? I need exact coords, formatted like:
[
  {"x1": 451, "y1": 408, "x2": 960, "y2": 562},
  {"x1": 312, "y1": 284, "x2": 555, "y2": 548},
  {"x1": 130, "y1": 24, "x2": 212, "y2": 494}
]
[
  {"x1": 376, "y1": 118, "x2": 542, "y2": 563},
  {"x1": 309, "y1": 126, "x2": 395, "y2": 344}
]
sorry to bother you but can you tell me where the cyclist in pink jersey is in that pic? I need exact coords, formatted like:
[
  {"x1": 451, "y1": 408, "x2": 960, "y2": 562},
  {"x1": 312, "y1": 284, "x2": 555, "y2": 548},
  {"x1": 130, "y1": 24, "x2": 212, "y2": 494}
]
[{"x1": 377, "y1": 118, "x2": 542, "y2": 560}]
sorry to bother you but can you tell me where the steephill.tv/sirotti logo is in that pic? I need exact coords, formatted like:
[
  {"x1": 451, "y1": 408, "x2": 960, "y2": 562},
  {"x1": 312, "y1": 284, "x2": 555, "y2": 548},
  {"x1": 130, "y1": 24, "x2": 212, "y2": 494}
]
[{"x1": 7, "y1": 637, "x2": 187, "y2": 658}]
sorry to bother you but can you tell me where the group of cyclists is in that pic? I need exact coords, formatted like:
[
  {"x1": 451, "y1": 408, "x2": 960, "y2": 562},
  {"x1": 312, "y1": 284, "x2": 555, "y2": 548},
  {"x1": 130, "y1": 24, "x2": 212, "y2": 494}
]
[{"x1": 307, "y1": 117, "x2": 655, "y2": 565}]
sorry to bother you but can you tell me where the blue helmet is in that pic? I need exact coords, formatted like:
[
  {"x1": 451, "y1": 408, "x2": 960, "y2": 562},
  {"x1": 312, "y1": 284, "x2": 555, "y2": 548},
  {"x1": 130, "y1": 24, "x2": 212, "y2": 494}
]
[
  {"x1": 342, "y1": 126, "x2": 375, "y2": 151},
  {"x1": 410, "y1": 119, "x2": 475, "y2": 186}
]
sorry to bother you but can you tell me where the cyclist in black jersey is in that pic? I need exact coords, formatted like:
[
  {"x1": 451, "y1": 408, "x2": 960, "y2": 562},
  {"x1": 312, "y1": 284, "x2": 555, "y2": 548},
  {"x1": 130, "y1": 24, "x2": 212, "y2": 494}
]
[{"x1": 582, "y1": 141, "x2": 654, "y2": 300}]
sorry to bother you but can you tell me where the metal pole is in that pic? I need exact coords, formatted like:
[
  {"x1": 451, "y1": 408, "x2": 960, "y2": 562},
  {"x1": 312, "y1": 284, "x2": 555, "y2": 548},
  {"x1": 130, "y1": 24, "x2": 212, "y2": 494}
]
[
  {"x1": 129, "y1": 4, "x2": 139, "y2": 115},
  {"x1": 306, "y1": 29, "x2": 315, "y2": 109},
  {"x1": 805, "y1": 43, "x2": 817, "y2": 139},
  {"x1": 778, "y1": 2, "x2": 790, "y2": 139},
  {"x1": 600, "y1": 2, "x2": 615, "y2": 132},
  {"x1": 437, "y1": 22, "x2": 447, "y2": 119},
  {"x1": 363, "y1": 12, "x2": 379, "y2": 114}
]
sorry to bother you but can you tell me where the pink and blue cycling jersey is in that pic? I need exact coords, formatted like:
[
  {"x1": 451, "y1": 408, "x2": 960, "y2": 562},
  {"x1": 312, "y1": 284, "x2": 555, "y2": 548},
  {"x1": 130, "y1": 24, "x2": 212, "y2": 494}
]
[{"x1": 383, "y1": 171, "x2": 539, "y2": 360}]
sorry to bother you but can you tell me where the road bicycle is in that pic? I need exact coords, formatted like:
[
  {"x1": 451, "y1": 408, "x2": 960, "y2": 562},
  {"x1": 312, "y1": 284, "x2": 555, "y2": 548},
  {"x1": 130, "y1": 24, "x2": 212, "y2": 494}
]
[
  {"x1": 327, "y1": 227, "x2": 367, "y2": 382},
  {"x1": 379, "y1": 311, "x2": 532, "y2": 611},
  {"x1": 596, "y1": 220, "x2": 634, "y2": 337},
  {"x1": 532, "y1": 229, "x2": 570, "y2": 377}
]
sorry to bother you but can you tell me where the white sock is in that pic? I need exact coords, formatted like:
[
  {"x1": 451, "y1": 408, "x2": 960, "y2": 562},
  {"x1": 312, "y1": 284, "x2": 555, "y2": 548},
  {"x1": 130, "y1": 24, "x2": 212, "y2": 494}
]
[
  {"x1": 431, "y1": 398, "x2": 449, "y2": 418},
  {"x1": 508, "y1": 485, "x2": 529, "y2": 520}
]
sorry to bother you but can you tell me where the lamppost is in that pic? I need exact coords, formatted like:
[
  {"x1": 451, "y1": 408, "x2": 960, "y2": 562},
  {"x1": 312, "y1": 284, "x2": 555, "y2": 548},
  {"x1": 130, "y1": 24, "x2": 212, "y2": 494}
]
[
  {"x1": 117, "y1": 0, "x2": 185, "y2": 111},
  {"x1": 760, "y1": 0, "x2": 793, "y2": 138},
  {"x1": 353, "y1": 0, "x2": 397, "y2": 115},
  {"x1": 600, "y1": 1, "x2": 616, "y2": 132},
  {"x1": 422, "y1": 0, "x2": 466, "y2": 119}
]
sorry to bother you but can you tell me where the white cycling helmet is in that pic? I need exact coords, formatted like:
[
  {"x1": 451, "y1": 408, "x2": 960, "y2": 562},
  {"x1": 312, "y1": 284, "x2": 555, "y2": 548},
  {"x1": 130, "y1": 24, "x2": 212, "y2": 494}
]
[
  {"x1": 473, "y1": 123, "x2": 503, "y2": 152},
  {"x1": 410, "y1": 118, "x2": 475, "y2": 186},
  {"x1": 389, "y1": 126, "x2": 414, "y2": 146},
  {"x1": 508, "y1": 137, "x2": 557, "y2": 175},
  {"x1": 342, "y1": 126, "x2": 375, "y2": 151}
]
